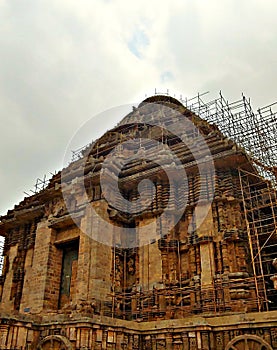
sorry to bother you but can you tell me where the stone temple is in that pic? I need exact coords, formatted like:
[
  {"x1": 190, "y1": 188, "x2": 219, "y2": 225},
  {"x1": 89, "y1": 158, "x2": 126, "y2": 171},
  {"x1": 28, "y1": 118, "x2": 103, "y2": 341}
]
[{"x1": 0, "y1": 94, "x2": 277, "y2": 349}]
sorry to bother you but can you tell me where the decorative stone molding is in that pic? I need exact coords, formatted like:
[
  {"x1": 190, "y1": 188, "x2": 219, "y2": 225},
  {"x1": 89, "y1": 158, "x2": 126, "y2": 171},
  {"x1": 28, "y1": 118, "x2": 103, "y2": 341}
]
[{"x1": 37, "y1": 335, "x2": 73, "y2": 350}]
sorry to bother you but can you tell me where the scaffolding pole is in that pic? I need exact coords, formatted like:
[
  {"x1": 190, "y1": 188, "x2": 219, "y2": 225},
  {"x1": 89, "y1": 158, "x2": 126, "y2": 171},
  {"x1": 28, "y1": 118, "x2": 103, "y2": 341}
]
[{"x1": 239, "y1": 168, "x2": 277, "y2": 311}]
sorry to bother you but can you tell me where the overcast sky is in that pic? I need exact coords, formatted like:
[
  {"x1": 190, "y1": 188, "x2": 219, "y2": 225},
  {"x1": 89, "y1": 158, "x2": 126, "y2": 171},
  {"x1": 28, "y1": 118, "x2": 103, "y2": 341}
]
[{"x1": 0, "y1": 0, "x2": 277, "y2": 216}]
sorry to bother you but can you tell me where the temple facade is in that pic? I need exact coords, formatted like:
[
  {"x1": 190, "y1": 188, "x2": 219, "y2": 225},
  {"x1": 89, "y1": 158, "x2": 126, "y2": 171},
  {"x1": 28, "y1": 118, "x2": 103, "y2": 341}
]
[{"x1": 0, "y1": 95, "x2": 277, "y2": 350}]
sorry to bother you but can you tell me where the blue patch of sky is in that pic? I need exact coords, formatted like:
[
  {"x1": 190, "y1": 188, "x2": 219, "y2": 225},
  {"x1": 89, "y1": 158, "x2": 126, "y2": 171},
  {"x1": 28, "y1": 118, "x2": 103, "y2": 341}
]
[
  {"x1": 160, "y1": 71, "x2": 174, "y2": 83},
  {"x1": 127, "y1": 29, "x2": 149, "y2": 59}
]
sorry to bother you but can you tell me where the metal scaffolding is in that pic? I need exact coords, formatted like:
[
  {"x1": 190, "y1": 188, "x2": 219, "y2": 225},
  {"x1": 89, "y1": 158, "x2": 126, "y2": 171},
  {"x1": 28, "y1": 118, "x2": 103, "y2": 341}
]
[
  {"x1": 17, "y1": 90, "x2": 277, "y2": 320},
  {"x1": 70, "y1": 91, "x2": 277, "y2": 177},
  {"x1": 185, "y1": 92, "x2": 277, "y2": 184},
  {"x1": 239, "y1": 169, "x2": 277, "y2": 312},
  {"x1": 102, "y1": 92, "x2": 277, "y2": 320},
  {"x1": 185, "y1": 92, "x2": 277, "y2": 312}
]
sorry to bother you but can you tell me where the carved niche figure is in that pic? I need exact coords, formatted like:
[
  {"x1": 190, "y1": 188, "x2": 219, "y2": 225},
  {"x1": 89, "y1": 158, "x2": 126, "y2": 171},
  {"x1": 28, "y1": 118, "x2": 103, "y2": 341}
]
[{"x1": 114, "y1": 255, "x2": 123, "y2": 292}]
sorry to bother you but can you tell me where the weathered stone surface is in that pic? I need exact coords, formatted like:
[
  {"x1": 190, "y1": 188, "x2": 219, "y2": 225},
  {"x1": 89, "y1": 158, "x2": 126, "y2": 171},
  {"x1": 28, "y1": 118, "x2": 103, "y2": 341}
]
[{"x1": 0, "y1": 95, "x2": 276, "y2": 349}]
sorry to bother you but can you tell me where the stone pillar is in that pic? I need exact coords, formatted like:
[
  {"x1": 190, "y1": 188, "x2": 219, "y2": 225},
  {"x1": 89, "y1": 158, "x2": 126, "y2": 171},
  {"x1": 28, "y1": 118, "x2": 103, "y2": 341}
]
[
  {"x1": 195, "y1": 205, "x2": 215, "y2": 287},
  {"x1": 76, "y1": 202, "x2": 112, "y2": 304},
  {"x1": 0, "y1": 325, "x2": 9, "y2": 347},
  {"x1": 221, "y1": 242, "x2": 230, "y2": 272},
  {"x1": 138, "y1": 218, "x2": 162, "y2": 291},
  {"x1": 0, "y1": 244, "x2": 18, "y2": 312},
  {"x1": 201, "y1": 331, "x2": 210, "y2": 350},
  {"x1": 16, "y1": 326, "x2": 28, "y2": 348},
  {"x1": 75, "y1": 227, "x2": 93, "y2": 303},
  {"x1": 166, "y1": 333, "x2": 173, "y2": 350},
  {"x1": 181, "y1": 333, "x2": 189, "y2": 349},
  {"x1": 20, "y1": 221, "x2": 54, "y2": 313},
  {"x1": 199, "y1": 241, "x2": 215, "y2": 286}
]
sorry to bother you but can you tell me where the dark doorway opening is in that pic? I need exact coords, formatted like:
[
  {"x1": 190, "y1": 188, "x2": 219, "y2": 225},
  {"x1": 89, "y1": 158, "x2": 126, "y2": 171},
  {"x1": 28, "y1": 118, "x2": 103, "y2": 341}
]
[{"x1": 58, "y1": 240, "x2": 79, "y2": 309}]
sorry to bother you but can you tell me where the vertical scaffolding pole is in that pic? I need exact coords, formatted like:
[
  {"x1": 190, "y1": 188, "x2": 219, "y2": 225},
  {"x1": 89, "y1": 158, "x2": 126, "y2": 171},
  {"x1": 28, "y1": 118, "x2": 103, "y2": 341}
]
[{"x1": 238, "y1": 169, "x2": 262, "y2": 311}]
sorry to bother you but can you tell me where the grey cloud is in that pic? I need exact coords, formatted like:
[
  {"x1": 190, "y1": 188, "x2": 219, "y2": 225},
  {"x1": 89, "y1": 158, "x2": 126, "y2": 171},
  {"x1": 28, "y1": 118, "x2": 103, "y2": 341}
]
[{"x1": 0, "y1": 0, "x2": 276, "y2": 215}]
